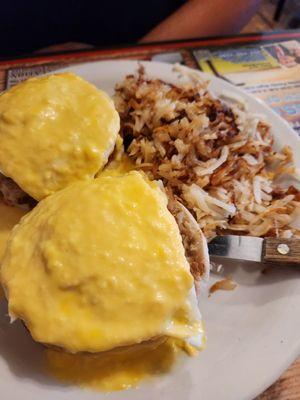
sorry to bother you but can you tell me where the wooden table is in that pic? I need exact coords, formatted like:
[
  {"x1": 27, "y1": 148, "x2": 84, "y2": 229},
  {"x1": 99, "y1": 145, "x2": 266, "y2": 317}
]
[{"x1": 257, "y1": 358, "x2": 300, "y2": 400}]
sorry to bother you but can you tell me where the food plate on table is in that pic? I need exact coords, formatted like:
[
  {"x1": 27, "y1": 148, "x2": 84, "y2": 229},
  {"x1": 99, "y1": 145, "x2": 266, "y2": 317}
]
[{"x1": 0, "y1": 60, "x2": 299, "y2": 400}]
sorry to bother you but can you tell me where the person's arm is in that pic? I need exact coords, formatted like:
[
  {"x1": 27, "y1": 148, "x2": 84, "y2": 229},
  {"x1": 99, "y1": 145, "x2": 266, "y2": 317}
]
[{"x1": 140, "y1": 0, "x2": 261, "y2": 43}]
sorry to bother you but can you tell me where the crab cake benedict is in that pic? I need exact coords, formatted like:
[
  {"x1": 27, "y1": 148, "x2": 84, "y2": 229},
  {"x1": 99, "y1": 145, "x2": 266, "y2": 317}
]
[
  {"x1": 1, "y1": 171, "x2": 205, "y2": 354},
  {"x1": 0, "y1": 73, "x2": 119, "y2": 203}
]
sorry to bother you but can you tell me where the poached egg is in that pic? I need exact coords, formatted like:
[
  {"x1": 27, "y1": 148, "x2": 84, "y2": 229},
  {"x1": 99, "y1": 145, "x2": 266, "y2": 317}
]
[
  {"x1": 0, "y1": 73, "x2": 119, "y2": 201},
  {"x1": 1, "y1": 172, "x2": 205, "y2": 354}
]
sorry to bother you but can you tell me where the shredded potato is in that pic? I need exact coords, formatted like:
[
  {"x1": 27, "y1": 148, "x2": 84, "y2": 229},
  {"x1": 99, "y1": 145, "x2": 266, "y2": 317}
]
[
  {"x1": 209, "y1": 278, "x2": 237, "y2": 295},
  {"x1": 114, "y1": 67, "x2": 300, "y2": 241}
]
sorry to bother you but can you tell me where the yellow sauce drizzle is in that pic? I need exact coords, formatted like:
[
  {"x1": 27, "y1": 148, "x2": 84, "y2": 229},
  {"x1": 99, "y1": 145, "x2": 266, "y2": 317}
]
[
  {"x1": 0, "y1": 201, "x2": 26, "y2": 298},
  {"x1": 46, "y1": 338, "x2": 181, "y2": 392}
]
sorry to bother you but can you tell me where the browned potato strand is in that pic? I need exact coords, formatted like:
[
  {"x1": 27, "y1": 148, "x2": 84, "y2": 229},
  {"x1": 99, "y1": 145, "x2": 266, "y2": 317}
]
[{"x1": 114, "y1": 68, "x2": 300, "y2": 241}]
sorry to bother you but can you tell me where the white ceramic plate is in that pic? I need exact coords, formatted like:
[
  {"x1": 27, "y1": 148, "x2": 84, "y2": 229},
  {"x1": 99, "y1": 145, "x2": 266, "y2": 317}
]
[{"x1": 0, "y1": 60, "x2": 300, "y2": 400}]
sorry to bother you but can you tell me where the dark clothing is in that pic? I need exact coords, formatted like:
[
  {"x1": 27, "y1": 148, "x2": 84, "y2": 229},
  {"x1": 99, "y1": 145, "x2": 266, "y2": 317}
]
[{"x1": 1, "y1": 0, "x2": 184, "y2": 56}]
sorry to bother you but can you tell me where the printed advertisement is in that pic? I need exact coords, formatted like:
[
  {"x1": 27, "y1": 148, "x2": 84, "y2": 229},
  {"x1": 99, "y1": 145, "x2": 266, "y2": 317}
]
[{"x1": 193, "y1": 39, "x2": 300, "y2": 133}]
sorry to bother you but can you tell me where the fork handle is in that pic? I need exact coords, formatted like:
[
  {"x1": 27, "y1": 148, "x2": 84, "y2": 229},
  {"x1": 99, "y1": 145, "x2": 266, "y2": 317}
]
[{"x1": 262, "y1": 238, "x2": 300, "y2": 265}]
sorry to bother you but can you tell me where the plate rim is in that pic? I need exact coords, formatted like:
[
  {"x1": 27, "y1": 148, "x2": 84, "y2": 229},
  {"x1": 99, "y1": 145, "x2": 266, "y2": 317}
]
[{"x1": 1, "y1": 59, "x2": 299, "y2": 400}]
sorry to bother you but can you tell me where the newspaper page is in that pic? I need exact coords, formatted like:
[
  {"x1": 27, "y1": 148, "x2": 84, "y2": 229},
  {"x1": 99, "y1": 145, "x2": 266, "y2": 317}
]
[{"x1": 193, "y1": 39, "x2": 300, "y2": 133}]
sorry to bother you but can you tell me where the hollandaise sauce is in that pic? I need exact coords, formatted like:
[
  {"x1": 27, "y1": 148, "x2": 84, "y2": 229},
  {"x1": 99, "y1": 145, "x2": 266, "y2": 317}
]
[
  {"x1": 46, "y1": 338, "x2": 185, "y2": 392},
  {"x1": 99, "y1": 135, "x2": 135, "y2": 177},
  {"x1": 44, "y1": 308, "x2": 204, "y2": 392},
  {"x1": 0, "y1": 73, "x2": 120, "y2": 200},
  {"x1": 0, "y1": 201, "x2": 26, "y2": 298},
  {"x1": 1, "y1": 173, "x2": 202, "y2": 353}
]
